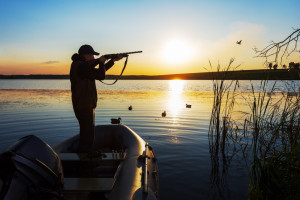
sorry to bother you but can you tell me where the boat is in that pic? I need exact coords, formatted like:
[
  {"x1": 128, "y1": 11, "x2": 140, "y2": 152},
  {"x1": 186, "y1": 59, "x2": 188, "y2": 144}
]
[
  {"x1": 0, "y1": 124, "x2": 159, "y2": 200},
  {"x1": 54, "y1": 124, "x2": 159, "y2": 200}
]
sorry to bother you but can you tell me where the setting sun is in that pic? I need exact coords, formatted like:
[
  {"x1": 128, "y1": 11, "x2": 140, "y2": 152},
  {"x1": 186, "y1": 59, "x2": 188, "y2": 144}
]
[{"x1": 161, "y1": 39, "x2": 195, "y2": 65}]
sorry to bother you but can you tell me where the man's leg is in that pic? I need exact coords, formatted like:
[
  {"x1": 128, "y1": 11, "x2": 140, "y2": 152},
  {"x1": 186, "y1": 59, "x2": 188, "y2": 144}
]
[{"x1": 76, "y1": 108, "x2": 95, "y2": 153}]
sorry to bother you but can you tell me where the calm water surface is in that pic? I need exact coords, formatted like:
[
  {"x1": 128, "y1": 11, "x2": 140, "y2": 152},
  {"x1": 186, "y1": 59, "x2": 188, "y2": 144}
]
[{"x1": 1, "y1": 79, "x2": 297, "y2": 199}]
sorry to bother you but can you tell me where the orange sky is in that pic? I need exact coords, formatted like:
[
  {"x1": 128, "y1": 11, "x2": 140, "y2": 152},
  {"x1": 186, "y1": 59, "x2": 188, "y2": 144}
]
[{"x1": 0, "y1": 1, "x2": 299, "y2": 75}]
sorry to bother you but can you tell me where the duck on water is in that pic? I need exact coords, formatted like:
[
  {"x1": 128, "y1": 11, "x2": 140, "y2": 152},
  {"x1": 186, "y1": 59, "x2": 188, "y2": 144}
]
[{"x1": 0, "y1": 124, "x2": 159, "y2": 200}]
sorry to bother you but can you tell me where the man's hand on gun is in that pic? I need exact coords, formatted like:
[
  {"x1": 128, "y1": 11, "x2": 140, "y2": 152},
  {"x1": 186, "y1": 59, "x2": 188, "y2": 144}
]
[
  {"x1": 98, "y1": 51, "x2": 142, "y2": 64},
  {"x1": 112, "y1": 54, "x2": 125, "y2": 62},
  {"x1": 98, "y1": 54, "x2": 124, "y2": 64},
  {"x1": 98, "y1": 55, "x2": 107, "y2": 64}
]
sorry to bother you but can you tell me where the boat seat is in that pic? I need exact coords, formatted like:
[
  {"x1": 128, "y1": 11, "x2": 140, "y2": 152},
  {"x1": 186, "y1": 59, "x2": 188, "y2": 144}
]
[
  {"x1": 58, "y1": 152, "x2": 126, "y2": 162},
  {"x1": 63, "y1": 177, "x2": 115, "y2": 192},
  {"x1": 58, "y1": 153, "x2": 125, "y2": 178}
]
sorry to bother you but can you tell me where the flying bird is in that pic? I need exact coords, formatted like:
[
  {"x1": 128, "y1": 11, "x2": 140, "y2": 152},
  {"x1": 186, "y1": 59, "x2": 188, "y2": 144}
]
[{"x1": 236, "y1": 40, "x2": 242, "y2": 45}]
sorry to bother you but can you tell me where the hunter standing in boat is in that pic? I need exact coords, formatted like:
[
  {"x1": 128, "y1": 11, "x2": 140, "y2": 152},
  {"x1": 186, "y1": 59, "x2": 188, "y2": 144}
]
[{"x1": 70, "y1": 44, "x2": 123, "y2": 152}]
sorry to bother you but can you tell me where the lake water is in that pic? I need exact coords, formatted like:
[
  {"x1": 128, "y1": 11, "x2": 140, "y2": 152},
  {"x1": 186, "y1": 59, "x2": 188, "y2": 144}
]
[{"x1": 0, "y1": 79, "x2": 299, "y2": 199}]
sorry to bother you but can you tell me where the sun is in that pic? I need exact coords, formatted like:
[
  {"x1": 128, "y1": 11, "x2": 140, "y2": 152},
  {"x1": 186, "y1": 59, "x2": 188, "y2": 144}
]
[{"x1": 161, "y1": 39, "x2": 194, "y2": 65}]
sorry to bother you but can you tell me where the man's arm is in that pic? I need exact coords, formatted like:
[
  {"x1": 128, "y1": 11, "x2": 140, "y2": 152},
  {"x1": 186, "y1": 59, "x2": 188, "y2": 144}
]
[
  {"x1": 79, "y1": 60, "x2": 106, "y2": 80},
  {"x1": 104, "y1": 60, "x2": 115, "y2": 71},
  {"x1": 104, "y1": 55, "x2": 125, "y2": 71}
]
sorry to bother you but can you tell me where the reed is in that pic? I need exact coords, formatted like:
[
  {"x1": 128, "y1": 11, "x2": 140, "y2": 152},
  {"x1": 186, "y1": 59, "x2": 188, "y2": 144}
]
[
  {"x1": 245, "y1": 79, "x2": 300, "y2": 199},
  {"x1": 209, "y1": 65, "x2": 300, "y2": 199},
  {"x1": 207, "y1": 59, "x2": 240, "y2": 198}
]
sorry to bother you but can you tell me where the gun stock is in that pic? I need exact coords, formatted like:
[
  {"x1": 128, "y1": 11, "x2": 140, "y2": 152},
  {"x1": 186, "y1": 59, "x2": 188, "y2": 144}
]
[{"x1": 103, "y1": 51, "x2": 142, "y2": 59}]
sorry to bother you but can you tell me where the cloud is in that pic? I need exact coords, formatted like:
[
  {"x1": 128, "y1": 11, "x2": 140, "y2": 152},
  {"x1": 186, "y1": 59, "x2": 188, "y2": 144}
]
[
  {"x1": 213, "y1": 21, "x2": 266, "y2": 50},
  {"x1": 203, "y1": 21, "x2": 267, "y2": 68},
  {"x1": 42, "y1": 61, "x2": 60, "y2": 64}
]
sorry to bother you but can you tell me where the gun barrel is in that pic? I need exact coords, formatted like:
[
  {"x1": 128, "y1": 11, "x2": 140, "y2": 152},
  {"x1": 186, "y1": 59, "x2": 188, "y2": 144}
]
[
  {"x1": 121, "y1": 51, "x2": 142, "y2": 55},
  {"x1": 104, "y1": 51, "x2": 142, "y2": 59}
]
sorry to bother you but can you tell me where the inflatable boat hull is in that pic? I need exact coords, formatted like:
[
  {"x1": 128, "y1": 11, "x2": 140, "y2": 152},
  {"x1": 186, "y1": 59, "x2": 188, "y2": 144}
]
[{"x1": 53, "y1": 124, "x2": 159, "y2": 200}]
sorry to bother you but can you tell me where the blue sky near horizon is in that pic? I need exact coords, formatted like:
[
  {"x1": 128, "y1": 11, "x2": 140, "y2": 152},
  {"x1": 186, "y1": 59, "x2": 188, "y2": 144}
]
[{"x1": 0, "y1": 0, "x2": 299, "y2": 75}]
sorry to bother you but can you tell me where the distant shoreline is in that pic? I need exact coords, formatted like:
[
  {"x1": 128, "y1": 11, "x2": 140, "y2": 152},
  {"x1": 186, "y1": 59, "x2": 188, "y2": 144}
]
[{"x1": 1, "y1": 69, "x2": 299, "y2": 80}]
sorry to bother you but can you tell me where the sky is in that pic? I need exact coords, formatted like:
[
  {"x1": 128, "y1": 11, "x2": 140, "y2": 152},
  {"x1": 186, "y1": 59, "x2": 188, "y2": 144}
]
[{"x1": 0, "y1": 0, "x2": 299, "y2": 75}]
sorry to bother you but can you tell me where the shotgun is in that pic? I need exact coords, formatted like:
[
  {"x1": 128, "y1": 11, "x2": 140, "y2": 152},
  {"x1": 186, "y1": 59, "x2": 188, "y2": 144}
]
[{"x1": 103, "y1": 51, "x2": 142, "y2": 59}]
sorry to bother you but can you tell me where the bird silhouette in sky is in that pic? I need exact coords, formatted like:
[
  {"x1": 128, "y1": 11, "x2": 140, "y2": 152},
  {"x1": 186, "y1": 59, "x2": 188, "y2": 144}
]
[{"x1": 236, "y1": 40, "x2": 242, "y2": 45}]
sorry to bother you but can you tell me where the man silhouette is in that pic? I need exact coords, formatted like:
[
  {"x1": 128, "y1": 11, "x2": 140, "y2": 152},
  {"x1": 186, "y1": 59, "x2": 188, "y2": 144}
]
[{"x1": 70, "y1": 44, "x2": 123, "y2": 152}]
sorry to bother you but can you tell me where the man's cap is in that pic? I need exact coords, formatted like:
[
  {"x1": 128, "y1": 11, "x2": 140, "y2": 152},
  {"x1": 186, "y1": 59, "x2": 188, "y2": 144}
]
[{"x1": 78, "y1": 44, "x2": 99, "y2": 55}]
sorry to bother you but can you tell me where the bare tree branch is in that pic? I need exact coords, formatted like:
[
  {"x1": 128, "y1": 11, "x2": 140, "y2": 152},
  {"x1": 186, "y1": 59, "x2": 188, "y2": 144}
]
[{"x1": 254, "y1": 28, "x2": 300, "y2": 67}]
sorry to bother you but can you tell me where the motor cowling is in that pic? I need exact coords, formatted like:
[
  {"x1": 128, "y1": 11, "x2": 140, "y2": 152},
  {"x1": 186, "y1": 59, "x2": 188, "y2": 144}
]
[{"x1": 0, "y1": 135, "x2": 64, "y2": 199}]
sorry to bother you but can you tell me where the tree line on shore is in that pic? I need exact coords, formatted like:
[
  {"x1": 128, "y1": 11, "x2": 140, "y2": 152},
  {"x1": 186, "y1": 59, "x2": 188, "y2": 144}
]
[{"x1": 268, "y1": 61, "x2": 300, "y2": 70}]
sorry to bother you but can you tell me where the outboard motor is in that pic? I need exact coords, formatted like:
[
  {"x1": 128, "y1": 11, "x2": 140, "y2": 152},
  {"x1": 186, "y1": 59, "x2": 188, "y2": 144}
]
[{"x1": 0, "y1": 135, "x2": 64, "y2": 200}]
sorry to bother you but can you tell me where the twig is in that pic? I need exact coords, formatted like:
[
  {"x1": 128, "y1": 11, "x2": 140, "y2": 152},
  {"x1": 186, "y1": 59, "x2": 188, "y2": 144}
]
[{"x1": 254, "y1": 28, "x2": 300, "y2": 66}]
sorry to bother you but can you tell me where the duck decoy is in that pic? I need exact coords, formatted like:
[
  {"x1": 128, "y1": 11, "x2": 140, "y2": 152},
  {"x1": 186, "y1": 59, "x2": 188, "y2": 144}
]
[
  {"x1": 128, "y1": 105, "x2": 132, "y2": 110},
  {"x1": 186, "y1": 104, "x2": 192, "y2": 108},
  {"x1": 162, "y1": 111, "x2": 166, "y2": 117},
  {"x1": 111, "y1": 117, "x2": 122, "y2": 124}
]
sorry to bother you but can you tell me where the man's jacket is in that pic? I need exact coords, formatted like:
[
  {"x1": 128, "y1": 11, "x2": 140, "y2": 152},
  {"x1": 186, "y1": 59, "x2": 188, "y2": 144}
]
[{"x1": 70, "y1": 54, "x2": 114, "y2": 111}]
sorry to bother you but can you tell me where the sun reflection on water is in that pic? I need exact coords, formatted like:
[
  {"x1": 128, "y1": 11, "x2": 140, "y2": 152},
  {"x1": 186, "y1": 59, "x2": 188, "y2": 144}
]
[{"x1": 168, "y1": 80, "x2": 185, "y2": 118}]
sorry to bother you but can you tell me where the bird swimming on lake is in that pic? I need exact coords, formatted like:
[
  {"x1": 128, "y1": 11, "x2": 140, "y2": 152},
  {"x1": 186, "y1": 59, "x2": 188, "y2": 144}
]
[
  {"x1": 162, "y1": 111, "x2": 166, "y2": 117},
  {"x1": 128, "y1": 105, "x2": 132, "y2": 110},
  {"x1": 236, "y1": 40, "x2": 242, "y2": 45},
  {"x1": 111, "y1": 117, "x2": 122, "y2": 124},
  {"x1": 186, "y1": 104, "x2": 192, "y2": 108}
]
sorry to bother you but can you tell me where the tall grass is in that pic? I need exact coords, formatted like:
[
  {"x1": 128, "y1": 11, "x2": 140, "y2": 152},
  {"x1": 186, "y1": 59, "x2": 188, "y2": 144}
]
[
  {"x1": 245, "y1": 80, "x2": 300, "y2": 199},
  {"x1": 208, "y1": 58, "x2": 240, "y2": 198},
  {"x1": 209, "y1": 65, "x2": 300, "y2": 199}
]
